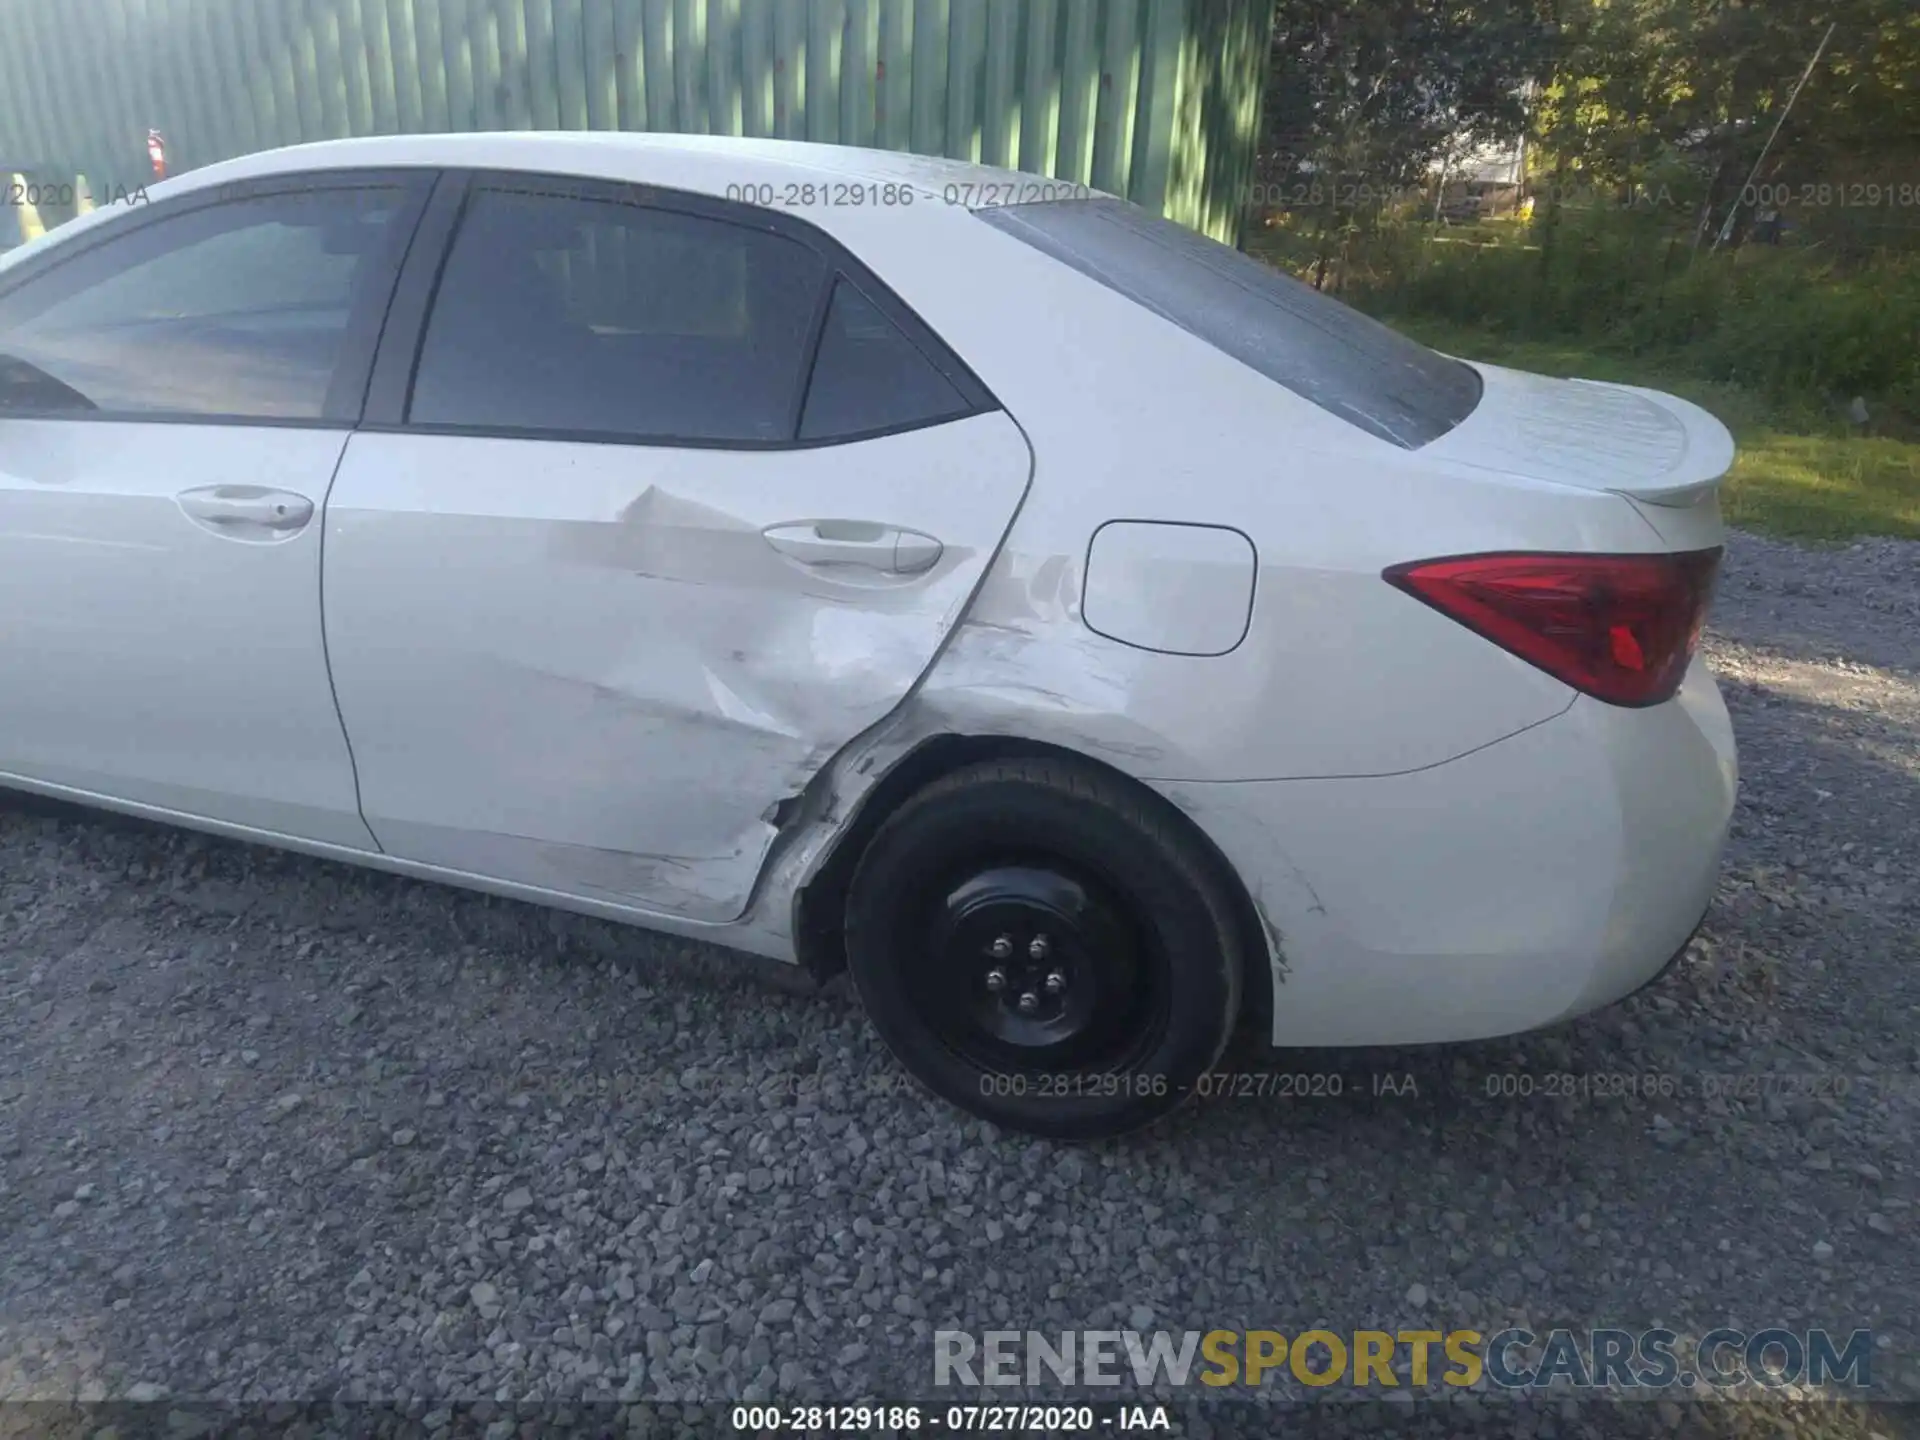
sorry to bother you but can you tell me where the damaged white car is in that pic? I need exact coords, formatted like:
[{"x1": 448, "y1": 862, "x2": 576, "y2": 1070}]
[{"x1": 0, "y1": 134, "x2": 1737, "y2": 1139}]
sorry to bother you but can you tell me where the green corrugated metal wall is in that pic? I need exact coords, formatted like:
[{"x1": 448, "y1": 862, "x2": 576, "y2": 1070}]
[{"x1": 0, "y1": 0, "x2": 1272, "y2": 242}]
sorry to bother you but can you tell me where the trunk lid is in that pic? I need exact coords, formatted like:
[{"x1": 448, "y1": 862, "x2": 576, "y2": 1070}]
[{"x1": 1422, "y1": 361, "x2": 1736, "y2": 508}]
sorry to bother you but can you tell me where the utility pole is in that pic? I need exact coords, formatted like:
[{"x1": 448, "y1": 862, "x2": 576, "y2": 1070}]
[{"x1": 1710, "y1": 21, "x2": 1837, "y2": 253}]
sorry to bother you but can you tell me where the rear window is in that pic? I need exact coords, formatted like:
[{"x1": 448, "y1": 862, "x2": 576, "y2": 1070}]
[{"x1": 979, "y1": 198, "x2": 1482, "y2": 449}]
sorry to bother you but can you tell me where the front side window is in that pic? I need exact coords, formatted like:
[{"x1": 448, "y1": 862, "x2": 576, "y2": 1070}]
[
  {"x1": 979, "y1": 197, "x2": 1483, "y2": 449},
  {"x1": 410, "y1": 188, "x2": 829, "y2": 443},
  {"x1": 0, "y1": 188, "x2": 406, "y2": 420}
]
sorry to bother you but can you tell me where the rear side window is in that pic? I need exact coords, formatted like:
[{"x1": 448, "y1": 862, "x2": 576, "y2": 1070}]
[
  {"x1": 410, "y1": 188, "x2": 827, "y2": 442},
  {"x1": 979, "y1": 198, "x2": 1482, "y2": 449},
  {"x1": 0, "y1": 187, "x2": 406, "y2": 420},
  {"x1": 799, "y1": 278, "x2": 974, "y2": 441}
]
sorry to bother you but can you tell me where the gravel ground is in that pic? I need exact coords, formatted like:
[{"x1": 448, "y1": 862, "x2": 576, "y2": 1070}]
[{"x1": 1, "y1": 529, "x2": 1917, "y2": 1437}]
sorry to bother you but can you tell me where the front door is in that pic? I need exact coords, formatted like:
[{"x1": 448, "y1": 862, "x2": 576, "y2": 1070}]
[
  {"x1": 322, "y1": 175, "x2": 1030, "y2": 922},
  {"x1": 0, "y1": 173, "x2": 428, "y2": 846}
]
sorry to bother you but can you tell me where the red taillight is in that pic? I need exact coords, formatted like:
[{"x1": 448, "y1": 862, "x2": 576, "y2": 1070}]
[{"x1": 1384, "y1": 548, "x2": 1722, "y2": 708}]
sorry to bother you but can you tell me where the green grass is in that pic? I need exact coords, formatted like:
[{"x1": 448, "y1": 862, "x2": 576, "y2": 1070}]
[{"x1": 1387, "y1": 318, "x2": 1920, "y2": 543}]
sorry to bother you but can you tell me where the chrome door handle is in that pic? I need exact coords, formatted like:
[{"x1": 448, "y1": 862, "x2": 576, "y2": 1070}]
[
  {"x1": 177, "y1": 485, "x2": 315, "y2": 536},
  {"x1": 763, "y1": 521, "x2": 943, "y2": 575}
]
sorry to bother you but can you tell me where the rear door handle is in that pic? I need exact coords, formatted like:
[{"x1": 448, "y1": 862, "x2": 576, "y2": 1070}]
[
  {"x1": 763, "y1": 521, "x2": 943, "y2": 575},
  {"x1": 176, "y1": 485, "x2": 315, "y2": 538}
]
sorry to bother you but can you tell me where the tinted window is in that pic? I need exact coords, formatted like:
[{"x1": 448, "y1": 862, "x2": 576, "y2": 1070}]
[
  {"x1": 0, "y1": 188, "x2": 405, "y2": 420},
  {"x1": 411, "y1": 189, "x2": 827, "y2": 442},
  {"x1": 980, "y1": 198, "x2": 1482, "y2": 449},
  {"x1": 799, "y1": 278, "x2": 973, "y2": 441}
]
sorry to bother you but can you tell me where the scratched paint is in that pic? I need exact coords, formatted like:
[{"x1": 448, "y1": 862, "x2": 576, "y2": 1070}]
[
  {"x1": 0, "y1": 136, "x2": 1737, "y2": 1064},
  {"x1": 319, "y1": 411, "x2": 1033, "y2": 923}
]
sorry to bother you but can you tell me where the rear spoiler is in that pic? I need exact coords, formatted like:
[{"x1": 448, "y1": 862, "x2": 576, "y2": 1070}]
[
  {"x1": 1593, "y1": 381, "x2": 1737, "y2": 509},
  {"x1": 1423, "y1": 361, "x2": 1737, "y2": 511}
]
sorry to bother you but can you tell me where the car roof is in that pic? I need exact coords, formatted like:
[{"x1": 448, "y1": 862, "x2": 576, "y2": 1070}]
[
  {"x1": 0, "y1": 130, "x2": 1105, "y2": 286},
  {"x1": 181, "y1": 131, "x2": 1095, "y2": 209}
]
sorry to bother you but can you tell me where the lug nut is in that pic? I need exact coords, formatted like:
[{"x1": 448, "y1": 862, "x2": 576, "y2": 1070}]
[
  {"x1": 1029, "y1": 935, "x2": 1050, "y2": 960},
  {"x1": 1044, "y1": 970, "x2": 1066, "y2": 994},
  {"x1": 985, "y1": 968, "x2": 1007, "y2": 992},
  {"x1": 989, "y1": 935, "x2": 1013, "y2": 959},
  {"x1": 1016, "y1": 991, "x2": 1040, "y2": 1014}
]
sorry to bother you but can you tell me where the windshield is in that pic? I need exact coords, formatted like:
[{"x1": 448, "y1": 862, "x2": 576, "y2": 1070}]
[{"x1": 979, "y1": 197, "x2": 1483, "y2": 449}]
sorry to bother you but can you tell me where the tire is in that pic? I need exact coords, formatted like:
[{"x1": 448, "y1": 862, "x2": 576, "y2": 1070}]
[{"x1": 843, "y1": 756, "x2": 1243, "y2": 1141}]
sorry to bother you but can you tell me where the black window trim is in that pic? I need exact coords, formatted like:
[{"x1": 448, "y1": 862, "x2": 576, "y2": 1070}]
[
  {"x1": 363, "y1": 168, "x2": 1002, "y2": 452},
  {"x1": 783, "y1": 268, "x2": 842, "y2": 442},
  {"x1": 0, "y1": 167, "x2": 437, "y2": 430}
]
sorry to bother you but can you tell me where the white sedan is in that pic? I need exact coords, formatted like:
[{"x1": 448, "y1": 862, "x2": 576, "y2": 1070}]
[{"x1": 0, "y1": 134, "x2": 1737, "y2": 1139}]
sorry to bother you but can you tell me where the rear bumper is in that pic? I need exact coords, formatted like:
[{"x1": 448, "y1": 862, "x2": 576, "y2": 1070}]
[
  {"x1": 1621, "y1": 901, "x2": 1712, "y2": 1006},
  {"x1": 1160, "y1": 658, "x2": 1737, "y2": 1046}
]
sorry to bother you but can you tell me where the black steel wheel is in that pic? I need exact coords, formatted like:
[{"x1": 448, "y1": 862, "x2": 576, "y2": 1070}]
[{"x1": 844, "y1": 756, "x2": 1243, "y2": 1140}]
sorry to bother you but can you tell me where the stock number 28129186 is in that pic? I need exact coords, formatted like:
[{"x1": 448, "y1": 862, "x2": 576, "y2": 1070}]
[{"x1": 729, "y1": 1405, "x2": 1106, "y2": 1432}]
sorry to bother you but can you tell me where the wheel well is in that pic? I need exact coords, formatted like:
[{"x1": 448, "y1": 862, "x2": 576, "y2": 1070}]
[{"x1": 793, "y1": 734, "x2": 1275, "y2": 1038}]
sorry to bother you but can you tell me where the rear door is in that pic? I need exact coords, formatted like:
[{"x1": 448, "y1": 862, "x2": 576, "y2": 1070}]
[
  {"x1": 322, "y1": 173, "x2": 1031, "y2": 923},
  {"x1": 0, "y1": 171, "x2": 428, "y2": 844}
]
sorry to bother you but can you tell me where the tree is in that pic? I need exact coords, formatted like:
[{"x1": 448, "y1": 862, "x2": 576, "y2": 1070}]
[
  {"x1": 1535, "y1": 0, "x2": 1920, "y2": 248},
  {"x1": 1262, "y1": 0, "x2": 1559, "y2": 283}
]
